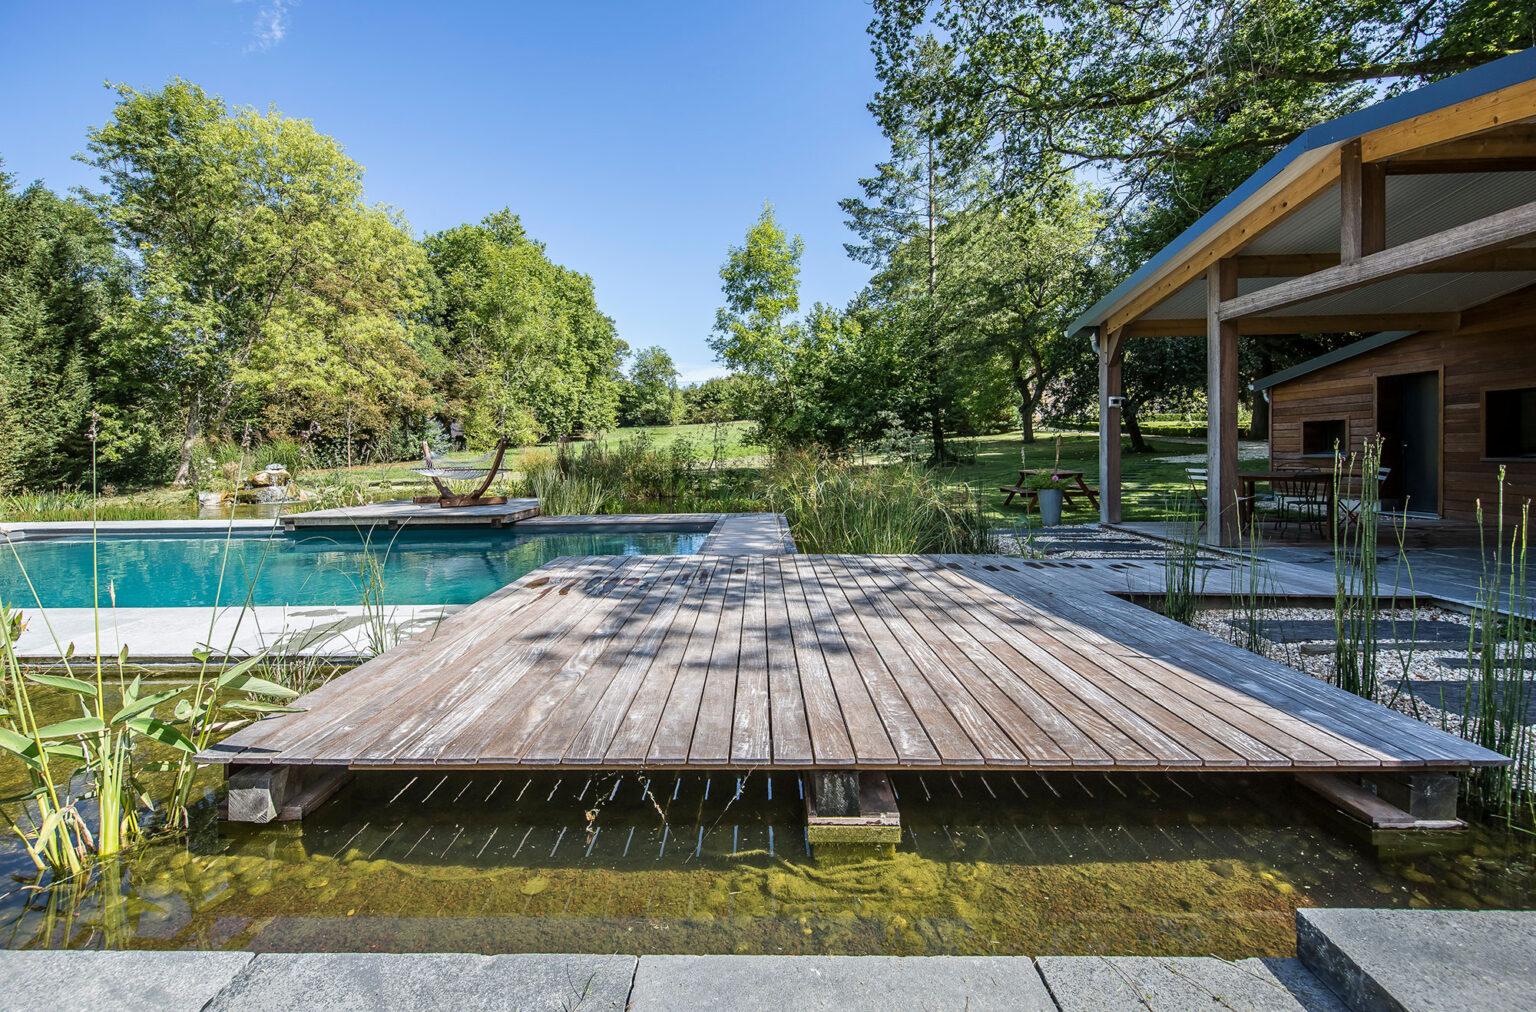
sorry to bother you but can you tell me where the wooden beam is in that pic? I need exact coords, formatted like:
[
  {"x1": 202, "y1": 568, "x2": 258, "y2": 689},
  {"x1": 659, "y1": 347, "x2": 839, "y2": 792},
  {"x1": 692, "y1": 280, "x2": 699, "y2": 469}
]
[
  {"x1": 1206, "y1": 260, "x2": 1240, "y2": 546},
  {"x1": 1220, "y1": 198, "x2": 1536, "y2": 320},
  {"x1": 1385, "y1": 157, "x2": 1536, "y2": 175},
  {"x1": 1340, "y1": 140, "x2": 1386, "y2": 263},
  {"x1": 1098, "y1": 328, "x2": 1124, "y2": 525},
  {"x1": 1103, "y1": 153, "x2": 1338, "y2": 335},
  {"x1": 1125, "y1": 313, "x2": 1461, "y2": 338},
  {"x1": 1235, "y1": 248, "x2": 1536, "y2": 277},
  {"x1": 1360, "y1": 78, "x2": 1536, "y2": 162},
  {"x1": 1382, "y1": 123, "x2": 1536, "y2": 163}
]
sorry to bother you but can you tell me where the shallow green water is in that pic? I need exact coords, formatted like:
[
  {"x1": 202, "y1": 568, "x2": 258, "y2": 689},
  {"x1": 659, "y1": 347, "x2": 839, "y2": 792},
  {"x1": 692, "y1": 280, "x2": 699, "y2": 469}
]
[
  {"x1": 4, "y1": 769, "x2": 1533, "y2": 956},
  {"x1": 0, "y1": 528, "x2": 705, "y2": 608}
]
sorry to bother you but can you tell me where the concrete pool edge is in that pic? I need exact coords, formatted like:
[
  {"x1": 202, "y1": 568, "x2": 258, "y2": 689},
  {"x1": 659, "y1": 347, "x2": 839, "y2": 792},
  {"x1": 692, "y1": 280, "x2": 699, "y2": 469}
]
[
  {"x1": 12, "y1": 908, "x2": 1530, "y2": 1010},
  {"x1": 3, "y1": 512, "x2": 791, "y2": 662}
]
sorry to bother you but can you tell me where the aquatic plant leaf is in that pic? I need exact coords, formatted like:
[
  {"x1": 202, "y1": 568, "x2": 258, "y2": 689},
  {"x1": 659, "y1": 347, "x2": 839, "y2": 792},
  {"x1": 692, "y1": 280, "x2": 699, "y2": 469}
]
[
  {"x1": 34, "y1": 716, "x2": 106, "y2": 738},
  {"x1": 217, "y1": 671, "x2": 298, "y2": 699},
  {"x1": 0, "y1": 726, "x2": 42, "y2": 769},
  {"x1": 42, "y1": 743, "x2": 87, "y2": 762},
  {"x1": 23, "y1": 672, "x2": 96, "y2": 697},
  {"x1": 219, "y1": 700, "x2": 301, "y2": 714},
  {"x1": 125, "y1": 717, "x2": 196, "y2": 752},
  {"x1": 111, "y1": 686, "x2": 186, "y2": 726}
]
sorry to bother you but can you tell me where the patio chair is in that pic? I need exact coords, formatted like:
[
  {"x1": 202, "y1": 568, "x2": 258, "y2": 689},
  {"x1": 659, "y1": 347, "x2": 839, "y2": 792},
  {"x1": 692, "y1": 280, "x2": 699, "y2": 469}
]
[
  {"x1": 1336, "y1": 466, "x2": 1391, "y2": 533},
  {"x1": 1269, "y1": 471, "x2": 1328, "y2": 539},
  {"x1": 413, "y1": 437, "x2": 510, "y2": 508}
]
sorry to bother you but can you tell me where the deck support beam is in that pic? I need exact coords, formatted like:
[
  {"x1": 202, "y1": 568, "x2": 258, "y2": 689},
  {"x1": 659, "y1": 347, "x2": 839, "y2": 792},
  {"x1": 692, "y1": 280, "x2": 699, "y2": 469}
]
[
  {"x1": 226, "y1": 764, "x2": 352, "y2": 824},
  {"x1": 1206, "y1": 260, "x2": 1241, "y2": 546},
  {"x1": 1098, "y1": 328, "x2": 1125, "y2": 524},
  {"x1": 1296, "y1": 772, "x2": 1463, "y2": 830},
  {"x1": 805, "y1": 772, "x2": 901, "y2": 846}
]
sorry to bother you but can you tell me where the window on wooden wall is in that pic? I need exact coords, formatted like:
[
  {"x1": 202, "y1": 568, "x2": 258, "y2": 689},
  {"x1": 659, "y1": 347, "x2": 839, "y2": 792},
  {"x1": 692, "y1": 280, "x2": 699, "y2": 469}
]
[
  {"x1": 1302, "y1": 419, "x2": 1347, "y2": 456},
  {"x1": 1486, "y1": 387, "x2": 1536, "y2": 459}
]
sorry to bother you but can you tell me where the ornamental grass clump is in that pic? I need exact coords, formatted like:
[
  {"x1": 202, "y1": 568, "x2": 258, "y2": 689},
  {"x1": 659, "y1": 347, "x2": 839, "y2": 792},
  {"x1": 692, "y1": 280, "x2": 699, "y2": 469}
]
[
  {"x1": 1331, "y1": 436, "x2": 1382, "y2": 700},
  {"x1": 766, "y1": 453, "x2": 994, "y2": 555}
]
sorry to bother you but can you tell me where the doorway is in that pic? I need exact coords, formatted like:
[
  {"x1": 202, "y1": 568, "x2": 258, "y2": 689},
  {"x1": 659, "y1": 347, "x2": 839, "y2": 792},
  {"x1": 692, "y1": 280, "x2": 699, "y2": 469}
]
[{"x1": 1376, "y1": 371, "x2": 1440, "y2": 514}]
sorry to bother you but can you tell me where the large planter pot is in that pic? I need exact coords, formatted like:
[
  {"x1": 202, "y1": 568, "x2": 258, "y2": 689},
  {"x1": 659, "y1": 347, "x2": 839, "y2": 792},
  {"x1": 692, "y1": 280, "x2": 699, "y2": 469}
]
[{"x1": 1037, "y1": 487, "x2": 1064, "y2": 526}]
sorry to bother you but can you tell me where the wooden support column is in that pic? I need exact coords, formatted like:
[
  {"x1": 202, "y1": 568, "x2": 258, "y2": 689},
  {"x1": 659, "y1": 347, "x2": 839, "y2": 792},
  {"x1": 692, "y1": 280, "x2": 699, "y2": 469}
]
[
  {"x1": 1340, "y1": 139, "x2": 1387, "y2": 263},
  {"x1": 1206, "y1": 260, "x2": 1240, "y2": 546},
  {"x1": 225, "y1": 764, "x2": 352, "y2": 823},
  {"x1": 805, "y1": 772, "x2": 900, "y2": 846},
  {"x1": 1098, "y1": 328, "x2": 1125, "y2": 524}
]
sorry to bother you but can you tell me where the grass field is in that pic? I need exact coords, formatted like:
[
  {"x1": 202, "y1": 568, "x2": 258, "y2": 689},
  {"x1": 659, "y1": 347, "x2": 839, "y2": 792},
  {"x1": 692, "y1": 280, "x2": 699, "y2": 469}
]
[
  {"x1": 0, "y1": 420, "x2": 1265, "y2": 527},
  {"x1": 938, "y1": 428, "x2": 1269, "y2": 525}
]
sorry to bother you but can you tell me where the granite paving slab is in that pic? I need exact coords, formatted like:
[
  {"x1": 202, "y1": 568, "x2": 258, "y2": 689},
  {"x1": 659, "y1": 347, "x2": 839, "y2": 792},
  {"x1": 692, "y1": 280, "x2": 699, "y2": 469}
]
[
  {"x1": 628, "y1": 954, "x2": 1056, "y2": 1011},
  {"x1": 1037, "y1": 955, "x2": 1345, "y2": 1011},
  {"x1": 203, "y1": 952, "x2": 636, "y2": 1011},
  {"x1": 1390, "y1": 679, "x2": 1536, "y2": 724},
  {"x1": 1298, "y1": 907, "x2": 1536, "y2": 1012},
  {"x1": 0, "y1": 950, "x2": 255, "y2": 1011}
]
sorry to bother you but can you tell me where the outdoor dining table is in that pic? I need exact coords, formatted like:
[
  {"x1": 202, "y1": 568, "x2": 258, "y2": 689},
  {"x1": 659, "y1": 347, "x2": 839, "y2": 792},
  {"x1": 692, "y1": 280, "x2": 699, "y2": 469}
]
[{"x1": 1236, "y1": 468, "x2": 1333, "y2": 529}]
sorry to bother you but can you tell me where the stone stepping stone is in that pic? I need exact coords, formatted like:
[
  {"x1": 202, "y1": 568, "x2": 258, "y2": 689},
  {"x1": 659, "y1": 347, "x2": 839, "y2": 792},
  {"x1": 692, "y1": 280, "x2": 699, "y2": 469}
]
[
  {"x1": 1244, "y1": 618, "x2": 1471, "y2": 645},
  {"x1": 1388, "y1": 678, "x2": 1536, "y2": 724},
  {"x1": 1036, "y1": 539, "x2": 1161, "y2": 555}
]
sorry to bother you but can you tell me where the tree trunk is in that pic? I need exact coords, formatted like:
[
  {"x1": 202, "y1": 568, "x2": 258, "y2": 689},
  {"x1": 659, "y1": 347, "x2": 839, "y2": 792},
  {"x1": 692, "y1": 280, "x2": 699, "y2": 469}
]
[
  {"x1": 1123, "y1": 402, "x2": 1152, "y2": 454},
  {"x1": 1021, "y1": 406, "x2": 1035, "y2": 444},
  {"x1": 172, "y1": 395, "x2": 203, "y2": 487},
  {"x1": 1249, "y1": 391, "x2": 1269, "y2": 442}
]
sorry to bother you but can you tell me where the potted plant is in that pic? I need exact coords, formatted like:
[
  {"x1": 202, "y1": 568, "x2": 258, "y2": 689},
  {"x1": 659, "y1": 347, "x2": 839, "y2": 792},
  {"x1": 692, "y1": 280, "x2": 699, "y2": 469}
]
[
  {"x1": 1025, "y1": 435, "x2": 1069, "y2": 526},
  {"x1": 1024, "y1": 470, "x2": 1067, "y2": 526}
]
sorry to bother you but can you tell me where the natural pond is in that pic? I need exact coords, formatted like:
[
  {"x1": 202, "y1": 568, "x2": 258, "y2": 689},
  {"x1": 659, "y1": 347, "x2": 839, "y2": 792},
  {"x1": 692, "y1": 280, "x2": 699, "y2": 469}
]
[{"x1": 5, "y1": 767, "x2": 1534, "y2": 957}]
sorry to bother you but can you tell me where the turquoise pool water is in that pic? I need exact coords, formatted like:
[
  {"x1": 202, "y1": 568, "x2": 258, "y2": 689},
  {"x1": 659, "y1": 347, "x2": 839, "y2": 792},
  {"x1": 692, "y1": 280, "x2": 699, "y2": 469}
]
[{"x1": 0, "y1": 528, "x2": 705, "y2": 608}]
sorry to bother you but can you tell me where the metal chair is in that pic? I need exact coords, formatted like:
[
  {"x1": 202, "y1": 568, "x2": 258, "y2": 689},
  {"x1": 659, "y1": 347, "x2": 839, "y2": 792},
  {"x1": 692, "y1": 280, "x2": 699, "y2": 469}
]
[{"x1": 1336, "y1": 466, "x2": 1391, "y2": 533}]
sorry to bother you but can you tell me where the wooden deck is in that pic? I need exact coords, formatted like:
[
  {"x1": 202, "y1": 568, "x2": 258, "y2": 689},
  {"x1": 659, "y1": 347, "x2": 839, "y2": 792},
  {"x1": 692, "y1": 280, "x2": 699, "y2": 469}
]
[
  {"x1": 200, "y1": 554, "x2": 1503, "y2": 774},
  {"x1": 283, "y1": 498, "x2": 541, "y2": 531}
]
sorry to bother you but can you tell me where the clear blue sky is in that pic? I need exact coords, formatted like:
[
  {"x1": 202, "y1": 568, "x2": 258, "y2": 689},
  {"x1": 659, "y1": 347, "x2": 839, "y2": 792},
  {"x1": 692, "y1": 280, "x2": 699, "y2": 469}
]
[{"x1": 0, "y1": 1, "x2": 888, "y2": 384}]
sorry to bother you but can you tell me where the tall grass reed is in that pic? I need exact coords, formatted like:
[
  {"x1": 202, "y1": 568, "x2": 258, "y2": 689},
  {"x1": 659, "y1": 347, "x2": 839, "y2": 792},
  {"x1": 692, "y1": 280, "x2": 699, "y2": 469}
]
[
  {"x1": 1331, "y1": 437, "x2": 1382, "y2": 699},
  {"x1": 1161, "y1": 493, "x2": 1205, "y2": 626}
]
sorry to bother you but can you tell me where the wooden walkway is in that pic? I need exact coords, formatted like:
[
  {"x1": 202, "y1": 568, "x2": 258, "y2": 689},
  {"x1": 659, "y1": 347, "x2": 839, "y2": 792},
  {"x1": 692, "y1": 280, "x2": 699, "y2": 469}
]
[
  {"x1": 283, "y1": 498, "x2": 541, "y2": 531},
  {"x1": 201, "y1": 555, "x2": 1503, "y2": 773}
]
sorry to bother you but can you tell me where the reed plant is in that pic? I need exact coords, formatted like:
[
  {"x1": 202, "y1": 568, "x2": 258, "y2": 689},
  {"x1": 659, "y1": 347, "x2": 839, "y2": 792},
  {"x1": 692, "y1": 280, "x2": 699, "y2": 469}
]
[
  {"x1": 1331, "y1": 437, "x2": 1382, "y2": 699},
  {"x1": 1230, "y1": 514, "x2": 1273, "y2": 656},
  {"x1": 0, "y1": 440, "x2": 302, "y2": 871},
  {"x1": 765, "y1": 454, "x2": 995, "y2": 555},
  {"x1": 1, "y1": 491, "x2": 188, "y2": 523},
  {"x1": 1161, "y1": 493, "x2": 1205, "y2": 626},
  {"x1": 1462, "y1": 471, "x2": 1534, "y2": 824}
]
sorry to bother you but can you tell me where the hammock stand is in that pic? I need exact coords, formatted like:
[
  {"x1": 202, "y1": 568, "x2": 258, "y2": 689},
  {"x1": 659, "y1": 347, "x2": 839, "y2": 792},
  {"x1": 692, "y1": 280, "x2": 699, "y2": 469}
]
[{"x1": 412, "y1": 437, "x2": 509, "y2": 508}]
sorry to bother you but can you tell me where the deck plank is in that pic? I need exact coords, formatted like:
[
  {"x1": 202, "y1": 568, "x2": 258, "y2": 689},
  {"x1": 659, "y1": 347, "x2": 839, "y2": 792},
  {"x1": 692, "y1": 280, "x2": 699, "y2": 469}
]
[{"x1": 730, "y1": 556, "x2": 774, "y2": 764}]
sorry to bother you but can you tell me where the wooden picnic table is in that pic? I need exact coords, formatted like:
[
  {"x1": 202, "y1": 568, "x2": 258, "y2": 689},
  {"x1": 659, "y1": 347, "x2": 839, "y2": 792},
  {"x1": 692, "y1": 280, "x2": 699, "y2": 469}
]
[{"x1": 1000, "y1": 469, "x2": 1100, "y2": 511}]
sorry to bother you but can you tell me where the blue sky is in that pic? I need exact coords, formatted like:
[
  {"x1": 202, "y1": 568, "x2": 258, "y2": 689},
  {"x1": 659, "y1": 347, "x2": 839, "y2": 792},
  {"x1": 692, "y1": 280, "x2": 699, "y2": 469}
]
[{"x1": 0, "y1": 1, "x2": 888, "y2": 383}]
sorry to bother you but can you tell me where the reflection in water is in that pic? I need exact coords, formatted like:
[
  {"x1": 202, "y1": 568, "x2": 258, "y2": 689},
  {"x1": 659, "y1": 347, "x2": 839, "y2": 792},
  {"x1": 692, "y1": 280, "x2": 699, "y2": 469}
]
[{"x1": 4, "y1": 771, "x2": 1534, "y2": 956}]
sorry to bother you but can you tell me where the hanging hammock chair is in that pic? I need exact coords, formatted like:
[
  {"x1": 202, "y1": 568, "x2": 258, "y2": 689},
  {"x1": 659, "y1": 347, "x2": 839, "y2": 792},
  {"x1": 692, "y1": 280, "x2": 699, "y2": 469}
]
[{"x1": 412, "y1": 436, "x2": 509, "y2": 507}]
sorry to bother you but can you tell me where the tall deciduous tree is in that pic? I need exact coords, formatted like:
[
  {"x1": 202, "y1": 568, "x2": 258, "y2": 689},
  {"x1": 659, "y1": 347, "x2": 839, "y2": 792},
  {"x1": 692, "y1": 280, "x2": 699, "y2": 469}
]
[
  {"x1": 81, "y1": 80, "x2": 427, "y2": 483},
  {"x1": 622, "y1": 345, "x2": 681, "y2": 427},
  {"x1": 710, "y1": 204, "x2": 806, "y2": 444},
  {"x1": 843, "y1": 35, "x2": 980, "y2": 462},
  {"x1": 424, "y1": 209, "x2": 622, "y2": 445}
]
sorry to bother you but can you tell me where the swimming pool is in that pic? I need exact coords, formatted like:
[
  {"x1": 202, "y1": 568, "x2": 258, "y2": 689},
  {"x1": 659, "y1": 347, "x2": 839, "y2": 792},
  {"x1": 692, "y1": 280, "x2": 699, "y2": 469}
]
[{"x1": 0, "y1": 527, "x2": 705, "y2": 608}]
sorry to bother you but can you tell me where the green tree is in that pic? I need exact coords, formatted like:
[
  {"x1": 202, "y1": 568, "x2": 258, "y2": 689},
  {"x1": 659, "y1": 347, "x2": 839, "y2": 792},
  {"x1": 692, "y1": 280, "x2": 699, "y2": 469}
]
[
  {"x1": 81, "y1": 80, "x2": 428, "y2": 483},
  {"x1": 425, "y1": 209, "x2": 622, "y2": 445},
  {"x1": 710, "y1": 204, "x2": 805, "y2": 445},
  {"x1": 622, "y1": 345, "x2": 680, "y2": 427},
  {"x1": 0, "y1": 167, "x2": 117, "y2": 491}
]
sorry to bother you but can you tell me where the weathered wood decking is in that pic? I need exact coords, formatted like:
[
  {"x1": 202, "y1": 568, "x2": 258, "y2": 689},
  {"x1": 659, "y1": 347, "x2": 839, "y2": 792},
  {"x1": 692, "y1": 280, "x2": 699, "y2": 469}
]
[{"x1": 200, "y1": 554, "x2": 1503, "y2": 773}]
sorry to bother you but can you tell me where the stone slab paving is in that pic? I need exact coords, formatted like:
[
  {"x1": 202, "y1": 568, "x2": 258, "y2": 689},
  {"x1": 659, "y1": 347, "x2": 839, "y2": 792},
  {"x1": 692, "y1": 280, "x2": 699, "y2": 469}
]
[
  {"x1": 1391, "y1": 678, "x2": 1536, "y2": 723},
  {"x1": 1298, "y1": 908, "x2": 1536, "y2": 1012},
  {"x1": 1037, "y1": 956, "x2": 1347, "y2": 1012},
  {"x1": 202, "y1": 952, "x2": 636, "y2": 1011},
  {"x1": 627, "y1": 955, "x2": 1057, "y2": 1011},
  {"x1": 0, "y1": 950, "x2": 256, "y2": 1011}
]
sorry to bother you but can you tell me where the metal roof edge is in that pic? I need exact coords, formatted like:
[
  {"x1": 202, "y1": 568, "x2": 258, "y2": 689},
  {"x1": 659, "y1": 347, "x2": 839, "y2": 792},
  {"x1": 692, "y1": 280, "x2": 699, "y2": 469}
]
[
  {"x1": 1067, "y1": 46, "x2": 1536, "y2": 340},
  {"x1": 1249, "y1": 331, "x2": 1416, "y2": 392}
]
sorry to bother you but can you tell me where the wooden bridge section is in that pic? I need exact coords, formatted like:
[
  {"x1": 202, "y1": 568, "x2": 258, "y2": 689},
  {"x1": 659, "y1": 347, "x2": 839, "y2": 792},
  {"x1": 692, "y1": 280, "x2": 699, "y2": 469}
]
[{"x1": 201, "y1": 554, "x2": 1503, "y2": 779}]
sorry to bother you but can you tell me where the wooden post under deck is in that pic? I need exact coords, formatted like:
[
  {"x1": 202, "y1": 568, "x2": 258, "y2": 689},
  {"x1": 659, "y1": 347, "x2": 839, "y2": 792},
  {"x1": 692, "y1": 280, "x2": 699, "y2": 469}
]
[
  {"x1": 1206, "y1": 259, "x2": 1241, "y2": 545},
  {"x1": 1099, "y1": 328, "x2": 1124, "y2": 524}
]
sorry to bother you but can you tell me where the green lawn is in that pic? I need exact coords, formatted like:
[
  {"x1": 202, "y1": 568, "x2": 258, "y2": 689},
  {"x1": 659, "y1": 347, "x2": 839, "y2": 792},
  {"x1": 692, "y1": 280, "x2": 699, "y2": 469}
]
[{"x1": 939, "y1": 429, "x2": 1267, "y2": 525}]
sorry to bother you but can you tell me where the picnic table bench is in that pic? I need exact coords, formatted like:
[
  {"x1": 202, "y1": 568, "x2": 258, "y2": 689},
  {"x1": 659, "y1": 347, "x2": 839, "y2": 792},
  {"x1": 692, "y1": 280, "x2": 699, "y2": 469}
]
[{"x1": 999, "y1": 469, "x2": 1100, "y2": 511}]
